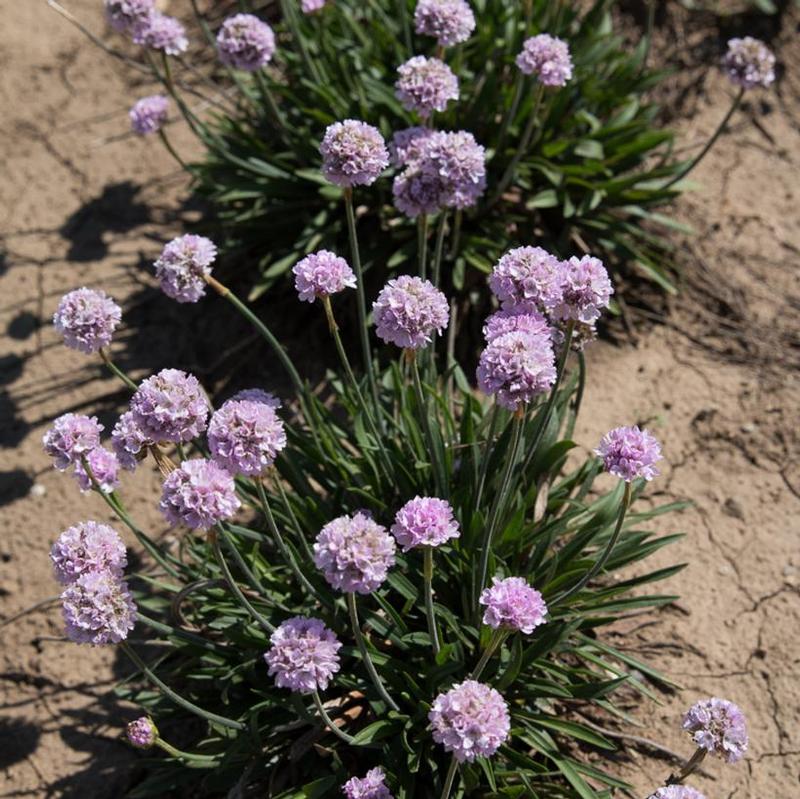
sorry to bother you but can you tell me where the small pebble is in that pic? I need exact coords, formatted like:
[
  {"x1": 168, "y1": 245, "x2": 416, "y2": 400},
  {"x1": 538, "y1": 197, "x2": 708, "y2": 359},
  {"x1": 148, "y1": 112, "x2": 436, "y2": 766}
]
[{"x1": 30, "y1": 483, "x2": 46, "y2": 498}]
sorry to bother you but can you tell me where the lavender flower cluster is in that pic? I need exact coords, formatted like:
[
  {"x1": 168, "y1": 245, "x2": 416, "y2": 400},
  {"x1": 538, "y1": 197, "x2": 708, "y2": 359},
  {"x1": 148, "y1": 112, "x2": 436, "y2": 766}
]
[
  {"x1": 395, "y1": 56, "x2": 459, "y2": 119},
  {"x1": 723, "y1": 37, "x2": 776, "y2": 90},
  {"x1": 216, "y1": 13, "x2": 276, "y2": 72}
]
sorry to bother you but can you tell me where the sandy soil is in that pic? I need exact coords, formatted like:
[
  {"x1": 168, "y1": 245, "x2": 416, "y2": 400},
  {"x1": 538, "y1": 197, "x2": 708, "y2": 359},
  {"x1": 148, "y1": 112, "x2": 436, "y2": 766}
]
[{"x1": 0, "y1": 2, "x2": 797, "y2": 797}]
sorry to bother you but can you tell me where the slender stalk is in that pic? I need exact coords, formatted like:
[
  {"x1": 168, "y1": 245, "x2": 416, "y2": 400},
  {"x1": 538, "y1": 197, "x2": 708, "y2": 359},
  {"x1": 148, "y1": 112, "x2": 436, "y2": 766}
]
[
  {"x1": 473, "y1": 404, "x2": 500, "y2": 515},
  {"x1": 663, "y1": 89, "x2": 744, "y2": 190},
  {"x1": 157, "y1": 129, "x2": 189, "y2": 171},
  {"x1": 274, "y1": 477, "x2": 314, "y2": 563},
  {"x1": 431, "y1": 212, "x2": 448, "y2": 289},
  {"x1": 346, "y1": 593, "x2": 399, "y2": 711},
  {"x1": 470, "y1": 628, "x2": 508, "y2": 680},
  {"x1": 495, "y1": 73, "x2": 525, "y2": 159},
  {"x1": 311, "y1": 691, "x2": 358, "y2": 745},
  {"x1": 99, "y1": 348, "x2": 137, "y2": 391},
  {"x1": 418, "y1": 214, "x2": 429, "y2": 279},
  {"x1": 564, "y1": 350, "x2": 586, "y2": 442},
  {"x1": 423, "y1": 547, "x2": 441, "y2": 656},
  {"x1": 553, "y1": 481, "x2": 632, "y2": 605},
  {"x1": 665, "y1": 747, "x2": 707, "y2": 786},
  {"x1": 439, "y1": 757, "x2": 460, "y2": 799},
  {"x1": 121, "y1": 642, "x2": 245, "y2": 730},
  {"x1": 448, "y1": 209, "x2": 462, "y2": 261},
  {"x1": 255, "y1": 69, "x2": 287, "y2": 131},
  {"x1": 156, "y1": 737, "x2": 220, "y2": 765},
  {"x1": 410, "y1": 352, "x2": 446, "y2": 496}
]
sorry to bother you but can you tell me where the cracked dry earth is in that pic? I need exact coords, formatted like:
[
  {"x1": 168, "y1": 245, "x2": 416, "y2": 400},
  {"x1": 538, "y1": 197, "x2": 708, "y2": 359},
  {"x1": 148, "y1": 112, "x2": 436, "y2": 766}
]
[{"x1": 0, "y1": 2, "x2": 798, "y2": 798}]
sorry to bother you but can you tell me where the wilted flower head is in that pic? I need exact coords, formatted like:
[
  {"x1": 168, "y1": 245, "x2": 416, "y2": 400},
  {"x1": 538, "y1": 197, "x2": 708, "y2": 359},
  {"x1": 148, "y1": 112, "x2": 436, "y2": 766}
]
[
  {"x1": 429, "y1": 680, "x2": 510, "y2": 762},
  {"x1": 301, "y1": 0, "x2": 329, "y2": 13},
  {"x1": 314, "y1": 512, "x2": 396, "y2": 594},
  {"x1": 389, "y1": 126, "x2": 435, "y2": 167},
  {"x1": 111, "y1": 411, "x2": 153, "y2": 472},
  {"x1": 129, "y1": 94, "x2": 169, "y2": 135},
  {"x1": 126, "y1": 717, "x2": 158, "y2": 749},
  {"x1": 53, "y1": 288, "x2": 122, "y2": 354},
  {"x1": 130, "y1": 368, "x2": 209, "y2": 443},
  {"x1": 723, "y1": 37, "x2": 776, "y2": 89},
  {"x1": 551, "y1": 255, "x2": 613, "y2": 324},
  {"x1": 648, "y1": 788, "x2": 706, "y2": 799},
  {"x1": 132, "y1": 13, "x2": 188, "y2": 55},
  {"x1": 159, "y1": 458, "x2": 241, "y2": 529},
  {"x1": 395, "y1": 56, "x2": 459, "y2": 119},
  {"x1": 414, "y1": 0, "x2": 476, "y2": 47},
  {"x1": 477, "y1": 330, "x2": 557, "y2": 411},
  {"x1": 320, "y1": 120, "x2": 389, "y2": 188},
  {"x1": 61, "y1": 571, "x2": 136, "y2": 645},
  {"x1": 74, "y1": 447, "x2": 121, "y2": 494},
  {"x1": 420, "y1": 130, "x2": 486, "y2": 209},
  {"x1": 216, "y1": 13, "x2": 276, "y2": 71},
  {"x1": 43, "y1": 414, "x2": 103, "y2": 470},
  {"x1": 488, "y1": 246, "x2": 565, "y2": 313},
  {"x1": 50, "y1": 521, "x2": 127, "y2": 585},
  {"x1": 342, "y1": 768, "x2": 393, "y2": 799},
  {"x1": 208, "y1": 399, "x2": 286, "y2": 476},
  {"x1": 480, "y1": 576, "x2": 547, "y2": 634},
  {"x1": 516, "y1": 34, "x2": 574, "y2": 87},
  {"x1": 595, "y1": 425, "x2": 662, "y2": 482},
  {"x1": 391, "y1": 497, "x2": 460, "y2": 551},
  {"x1": 293, "y1": 250, "x2": 356, "y2": 302},
  {"x1": 683, "y1": 697, "x2": 748, "y2": 763},
  {"x1": 154, "y1": 234, "x2": 217, "y2": 304},
  {"x1": 228, "y1": 388, "x2": 281, "y2": 408},
  {"x1": 104, "y1": 0, "x2": 154, "y2": 33},
  {"x1": 483, "y1": 305, "x2": 551, "y2": 342},
  {"x1": 373, "y1": 276, "x2": 449, "y2": 349},
  {"x1": 264, "y1": 616, "x2": 342, "y2": 694}
]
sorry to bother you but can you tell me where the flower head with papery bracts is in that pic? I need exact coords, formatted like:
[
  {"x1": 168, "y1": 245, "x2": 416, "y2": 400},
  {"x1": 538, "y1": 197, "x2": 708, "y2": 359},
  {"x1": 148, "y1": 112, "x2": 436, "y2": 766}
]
[
  {"x1": 389, "y1": 127, "x2": 435, "y2": 167},
  {"x1": 126, "y1": 717, "x2": 158, "y2": 749},
  {"x1": 551, "y1": 255, "x2": 613, "y2": 324},
  {"x1": 391, "y1": 497, "x2": 460, "y2": 551},
  {"x1": 130, "y1": 95, "x2": 169, "y2": 135},
  {"x1": 293, "y1": 250, "x2": 356, "y2": 302},
  {"x1": 373, "y1": 276, "x2": 449, "y2": 349},
  {"x1": 488, "y1": 246, "x2": 565, "y2": 313},
  {"x1": 320, "y1": 120, "x2": 390, "y2": 188},
  {"x1": 723, "y1": 37, "x2": 776, "y2": 90},
  {"x1": 301, "y1": 0, "x2": 329, "y2": 13},
  {"x1": 228, "y1": 388, "x2": 281, "y2": 408},
  {"x1": 74, "y1": 447, "x2": 121, "y2": 494},
  {"x1": 208, "y1": 399, "x2": 286, "y2": 476},
  {"x1": 50, "y1": 521, "x2": 127, "y2": 585},
  {"x1": 395, "y1": 56, "x2": 459, "y2": 119},
  {"x1": 216, "y1": 13, "x2": 276, "y2": 72},
  {"x1": 429, "y1": 680, "x2": 510, "y2": 762},
  {"x1": 595, "y1": 425, "x2": 662, "y2": 482},
  {"x1": 264, "y1": 616, "x2": 342, "y2": 694},
  {"x1": 648, "y1": 788, "x2": 706, "y2": 799},
  {"x1": 130, "y1": 368, "x2": 209, "y2": 444},
  {"x1": 53, "y1": 288, "x2": 122, "y2": 354},
  {"x1": 516, "y1": 34, "x2": 574, "y2": 87},
  {"x1": 414, "y1": 0, "x2": 475, "y2": 47},
  {"x1": 483, "y1": 305, "x2": 551, "y2": 343},
  {"x1": 480, "y1": 577, "x2": 547, "y2": 634},
  {"x1": 154, "y1": 234, "x2": 218, "y2": 304},
  {"x1": 111, "y1": 411, "x2": 153, "y2": 472},
  {"x1": 420, "y1": 130, "x2": 486, "y2": 209},
  {"x1": 342, "y1": 768, "x2": 393, "y2": 799},
  {"x1": 104, "y1": 0, "x2": 154, "y2": 33},
  {"x1": 160, "y1": 458, "x2": 241, "y2": 530},
  {"x1": 132, "y1": 14, "x2": 188, "y2": 55},
  {"x1": 393, "y1": 168, "x2": 448, "y2": 218},
  {"x1": 43, "y1": 414, "x2": 103, "y2": 471},
  {"x1": 477, "y1": 330, "x2": 557, "y2": 412},
  {"x1": 61, "y1": 571, "x2": 136, "y2": 645},
  {"x1": 683, "y1": 697, "x2": 748, "y2": 763},
  {"x1": 314, "y1": 512, "x2": 396, "y2": 594}
]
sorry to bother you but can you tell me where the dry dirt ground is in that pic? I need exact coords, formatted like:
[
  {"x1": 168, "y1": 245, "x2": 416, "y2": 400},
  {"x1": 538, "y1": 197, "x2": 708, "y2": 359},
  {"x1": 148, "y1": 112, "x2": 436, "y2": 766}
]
[{"x1": 0, "y1": 1, "x2": 798, "y2": 797}]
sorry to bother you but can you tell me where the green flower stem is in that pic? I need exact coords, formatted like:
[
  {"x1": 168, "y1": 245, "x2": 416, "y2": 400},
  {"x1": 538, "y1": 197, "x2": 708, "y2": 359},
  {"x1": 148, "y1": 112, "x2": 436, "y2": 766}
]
[
  {"x1": 409, "y1": 351, "x2": 447, "y2": 496},
  {"x1": 564, "y1": 350, "x2": 586, "y2": 442},
  {"x1": 473, "y1": 404, "x2": 500, "y2": 516},
  {"x1": 157, "y1": 128, "x2": 189, "y2": 171},
  {"x1": 274, "y1": 477, "x2": 315, "y2": 564},
  {"x1": 666, "y1": 746, "x2": 707, "y2": 786},
  {"x1": 553, "y1": 481, "x2": 632, "y2": 605},
  {"x1": 663, "y1": 88, "x2": 744, "y2": 190},
  {"x1": 279, "y1": 0, "x2": 320, "y2": 82},
  {"x1": 343, "y1": 188, "x2": 380, "y2": 417},
  {"x1": 423, "y1": 547, "x2": 441, "y2": 656},
  {"x1": 431, "y1": 212, "x2": 448, "y2": 289},
  {"x1": 211, "y1": 526, "x2": 275, "y2": 633},
  {"x1": 311, "y1": 690, "x2": 358, "y2": 745},
  {"x1": 494, "y1": 72, "x2": 525, "y2": 159},
  {"x1": 136, "y1": 612, "x2": 222, "y2": 653},
  {"x1": 491, "y1": 82, "x2": 545, "y2": 206},
  {"x1": 439, "y1": 757, "x2": 460, "y2": 799},
  {"x1": 448, "y1": 209, "x2": 462, "y2": 261},
  {"x1": 255, "y1": 69, "x2": 287, "y2": 131},
  {"x1": 98, "y1": 348, "x2": 137, "y2": 391},
  {"x1": 418, "y1": 214, "x2": 429, "y2": 280},
  {"x1": 155, "y1": 737, "x2": 220, "y2": 766},
  {"x1": 346, "y1": 592, "x2": 400, "y2": 711},
  {"x1": 256, "y1": 478, "x2": 321, "y2": 602},
  {"x1": 470, "y1": 628, "x2": 509, "y2": 680},
  {"x1": 476, "y1": 412, "x2": 524, "y2": 612},
  {"x1": 120, "y1": 642, "x2": 245, "y2": 730}
]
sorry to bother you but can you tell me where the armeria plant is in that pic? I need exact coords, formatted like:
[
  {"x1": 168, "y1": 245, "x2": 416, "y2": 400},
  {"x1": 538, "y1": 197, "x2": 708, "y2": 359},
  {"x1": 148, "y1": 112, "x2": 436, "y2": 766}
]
[
  {"x1": 54, "y1": 0, "x2": 775, "y2": 309},
  {"x1": 45, "y1": 106, "x2": 751, "y2": 797}
]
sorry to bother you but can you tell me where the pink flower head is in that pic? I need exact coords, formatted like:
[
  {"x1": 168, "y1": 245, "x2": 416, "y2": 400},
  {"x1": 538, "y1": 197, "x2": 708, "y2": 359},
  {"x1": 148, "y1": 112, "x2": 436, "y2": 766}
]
[
  {"x1": 313, "y1": 512, "x2": 396, "y2": 594},
  {"x1": 301, "y1": 0, "x2": 329, "y2": 13},
  {"x1": 53, "y1": 287, "x2": 122, "y2": 354},
  {"x1": 104, "y1": 0, "x2": 155, "y2": 33},
  {"x1": 130, "y1": 94, "x2": 169, "y2": 135},
  {"x1": 74, "y1": 447, "x2": 121, "y2": 494},
  {"x1": 389, "y1": 127, "x2": 435, "y2": 168},
  {"x1": 320, "y1": 120, "x2": 390, "y2": 188},
  {"x1": 228, "y1": 388, "x2": 281, "y2": 409},
  {"x1": 154, "y1": 234, "x2": 217, "y2": 303},
  {"x1": 159, "y1": 458, "x2": 241, "y2": 530},
  {"x1": 216, "y1": 13, "x2": 276, "y2": 72},
  {"x1": 50, "y1": 521, "x2": 127, "y2": 585},
  {"x1": 723, "y1": 37, "x2": 776, "y2": 90},
  {"x1": 391, "y1": 497, "x2": 459, "y2": 551},
  {"x1": 595, "y1": 425, "x2": 662, "y2": 482},
  {"x1": 111, "y1": 410, "x2": 153, "y2": 472},
  {"x1": 395, "y1": 56, "x2": 459, "y2": 119},
  {"x1": 648, "y1": 789, "x2": 706, "y2": 799},
  {"x1": 429, "y1": 680, "x2": 510, "y2": 762},
  {"x1": 342, "y1": 767, "x2": 393, "y2": 799},
  {"x1": 414, "y1": 0, "x2": 475, "y2": 47},
  {"x1": 516, "y1": 34, "x2": 573, "y2": 87},
  {"x1": 392, "y1": 168, "x2": 448, "y2": 218},
  {"x1": 683, "y1": 697, "x2": 748, "y2": 763},
  {"x1": 61, "y1": 571, "x2": 137, "y2": 646},
  {"x1": 479, "y1": 576, "x2": 547, "y2": 634},
  {"x1": 43, "y1": 413, "x2": 103, "y2": 471},
  {"x1": 483, "y1": 305, "x2": 551, "y2": 342},
  {"x1": 420, "y1": 130, "x2": 486, "y2": 209},
  {"x1": 488, "y1": 246, "x2": 565, "y2": 312},
  {"x1": 132, "y1": 13, "x2": 188, "y2": 55},
  {"x1": 264, "y1": 616, "x2": 342, "y2": 694},
  {"x1": 550, "y1": 255, "x2": 613, "y2": 324},
  {"x1": 373, "y1": 276, "x2": 449, "y2": 349},
  {"x1": 126, "y1": 717, "x2": 158, "y2": 749},
  {"x1": 293, "y1": 250, "x2": 356, "y2": 302}
]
